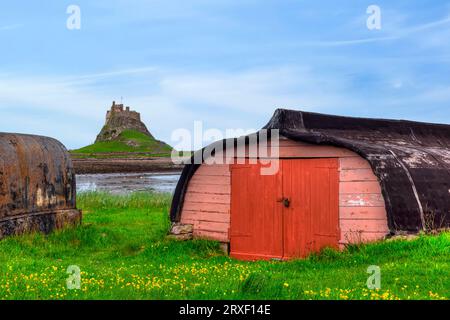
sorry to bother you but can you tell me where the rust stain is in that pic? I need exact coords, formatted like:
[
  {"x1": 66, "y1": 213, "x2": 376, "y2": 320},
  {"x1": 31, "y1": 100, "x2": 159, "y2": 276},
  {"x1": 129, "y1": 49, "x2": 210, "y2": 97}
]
[{"x1": 0, "y1": 133, "x2": 81, "y2": 239}]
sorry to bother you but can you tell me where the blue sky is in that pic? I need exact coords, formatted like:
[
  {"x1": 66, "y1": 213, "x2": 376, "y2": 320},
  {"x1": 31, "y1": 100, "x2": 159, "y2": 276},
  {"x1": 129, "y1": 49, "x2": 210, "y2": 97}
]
[{"x1": 0, "y1": 0, "x2": 449, "y2": 149}]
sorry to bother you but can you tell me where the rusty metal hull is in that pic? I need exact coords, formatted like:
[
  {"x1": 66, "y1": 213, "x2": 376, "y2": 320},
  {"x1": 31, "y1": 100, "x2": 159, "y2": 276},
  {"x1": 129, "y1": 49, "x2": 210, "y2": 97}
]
[{"x1": 0, "y1": 133, "x2": 81, "y2": 239}]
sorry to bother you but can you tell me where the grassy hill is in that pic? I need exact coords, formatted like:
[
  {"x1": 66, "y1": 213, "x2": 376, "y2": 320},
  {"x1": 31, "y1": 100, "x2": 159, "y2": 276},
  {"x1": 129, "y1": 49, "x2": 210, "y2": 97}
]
[{"x1": 71, "y1": 130, "x2": 173, "y2": 158}]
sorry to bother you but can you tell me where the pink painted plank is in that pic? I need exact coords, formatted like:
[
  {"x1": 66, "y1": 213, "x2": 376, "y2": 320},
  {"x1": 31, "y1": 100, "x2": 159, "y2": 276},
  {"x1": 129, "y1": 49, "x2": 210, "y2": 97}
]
[
  {"x1": 183, "y1": 201, "x2": 230, "y2": 213},
  {"x1": 339, "y1": 207, "x2": 387, "y2": 220},
  {"x1": 181, "y1": 219, "x2": 228, "y2": 234},
  {"x1": 231, "y1": 158, "x2": 280, "y2": 166},
  {"x1": 340, "y1": 231, "x2": 389, "y2": 244},
  {"x1": 180, "y1": 217, "x2": 196, "y2": 225},
  {"x1": 280, "y1": 147, "x2": 352, "y2": 158},
  {"x1": 195, "y1": 164, "x2": 230, "y2": 176},
  {"x1": 339, "y1": 181, "x2": 382, "y2": 194},
  {"x1": 233, "y1": 143, "x2": 356, "y2": 159},
  {"x1": 190, "y1": 175, "x2": 230, "y2": 185},
  {"x1": 182, "y1": 211, "x2": 230, "y2": 223},
  {"x1": 186, "y1": 183, "x2": 231, "y2": 195},
  {"x1": 184, "y1": 192, "x2": 231, "y2": 204},
  {"x1": 340, "y1": 219, "x2": 389, "y2": 233},
  {"x1": 277, "y1": 138, "x2": 310, "y2": 147},
  {"x1": 278, "y1": 146, "x2": 355, "y2": 158},
  {"x1": 194, "y1": 230, "x2": 229, "y2": 242},
  {"x1": 339, "y1": 157, "x2": 372, "y2": 170},
  {"x1": 339, "y1": 169, "x2": 378, "y2": 182},
  {"x1": 261, "y1": 141, "x2": 310, "y2": 150},
  {"x1": 197, "y1": 221, "x2": 230, "y2": 233},
  {"x1": 340, "y1": 193, "x2": 385, "y2": 207}
]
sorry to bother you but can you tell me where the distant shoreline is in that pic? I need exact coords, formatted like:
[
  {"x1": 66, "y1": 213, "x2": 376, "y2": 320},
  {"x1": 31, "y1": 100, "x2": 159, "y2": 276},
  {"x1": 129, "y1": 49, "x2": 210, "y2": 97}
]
[{"x1": 71, "y1": 157, "x2": 185, "y2": 174}]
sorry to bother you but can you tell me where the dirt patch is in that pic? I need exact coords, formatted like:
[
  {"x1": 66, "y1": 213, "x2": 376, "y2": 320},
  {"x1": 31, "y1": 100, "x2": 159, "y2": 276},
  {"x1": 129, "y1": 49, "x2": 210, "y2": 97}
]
[{"x1": 72, "y1": 157, "x2": 184, "y2": 174}]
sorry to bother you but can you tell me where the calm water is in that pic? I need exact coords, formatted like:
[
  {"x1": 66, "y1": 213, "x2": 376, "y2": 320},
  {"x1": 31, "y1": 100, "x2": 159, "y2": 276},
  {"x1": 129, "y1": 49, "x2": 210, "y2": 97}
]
[{"x1": 76, "y1": 172, "x2": 181, "y2": 194}]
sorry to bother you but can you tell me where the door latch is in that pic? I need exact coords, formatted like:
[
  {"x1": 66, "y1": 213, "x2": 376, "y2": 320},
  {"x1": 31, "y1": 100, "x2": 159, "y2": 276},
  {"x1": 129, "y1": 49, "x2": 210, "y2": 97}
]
[{"x1": 277, "y1": 197, "x2": 290, "y2": 208}]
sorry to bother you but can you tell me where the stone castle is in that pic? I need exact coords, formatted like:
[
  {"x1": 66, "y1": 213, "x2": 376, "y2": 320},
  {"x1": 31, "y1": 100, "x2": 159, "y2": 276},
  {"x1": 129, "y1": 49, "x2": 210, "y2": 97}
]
[
  {"x1": 106, "y1": 101, "x2": 141, "y2": 122},
  {"x1": 95, "y1": 101, "x2": 154, "y2": 143}
]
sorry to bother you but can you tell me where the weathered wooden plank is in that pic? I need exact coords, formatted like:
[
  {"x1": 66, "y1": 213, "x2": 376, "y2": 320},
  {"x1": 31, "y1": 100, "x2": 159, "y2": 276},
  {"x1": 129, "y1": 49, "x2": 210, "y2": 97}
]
[
  {"x1": 184, "y1": 192, "x2": 231, "y2": 204},
  {"x1": 195, "y1": 164, "x2": 230, "y2": 176},
  {"x1": 339, "y1": 207, "x2": 387, "y2": 220},
  {"x1": 277, "y1": 138, "x2": 310, "y2": 147},
  {"x1": 339, "y1": 157, "x2": 372, "y2": 170},
  {"x1": 197, "y1": 221, "x2": 230, "y2": 233},
  {"x1": 278, "y1": 146, "x2": 356, "y2": 158},
  {"x1": 195, "y1": 212, "x2": 230, "y2": 224},
  {"x1": 233, "y1": 143, "x2": 356, "y2": 159},
  {"x1": 180, "y1": 217, "x2": 196, "y2": 225},
  {"x1": 190, "y1": 175, "x2": 230, "y2": 185},
  {"x1": 194, "y1": 230, "x2": 228, "y2": 242},
  {"x1": 340, "y1": 219, "x2": 389, "y2": 233},
  {"x1": 180, "y1": 219, "x2": 230, "y2": 234},
  {"x1": 340, "y1": 231, "x2": 389, "y2": 244},
  {"x1": 183, "y1": 201, "x2": 230, "y2": 213},
  {"x1": 339, "y1": 169, "x2": 378, "y2": 182},
  {"x1": 186, "y1": 183, "x2": 231, "y2": 195},
  {"x1": 339, "y1": 193, "x2": 385, "y2": 207},
  {"x1": 339, "y1": 181, "x2": 382, "y2": 194}
]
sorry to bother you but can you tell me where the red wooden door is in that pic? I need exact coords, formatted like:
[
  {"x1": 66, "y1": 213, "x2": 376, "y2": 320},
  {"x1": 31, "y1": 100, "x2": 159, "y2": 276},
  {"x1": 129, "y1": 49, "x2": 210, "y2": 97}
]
[
  {"x1": 282, "y1": 159, "x2": 311, "y2": 258},
  {"x1": 230, "y1": 159, "x2": 339, "y2": 260},
  {"x1": 282, "y1": 159, "x2": 339, "y2": 258},
  {"x1": 229, "y1": 163, "x2": 283, "y2": 260}
]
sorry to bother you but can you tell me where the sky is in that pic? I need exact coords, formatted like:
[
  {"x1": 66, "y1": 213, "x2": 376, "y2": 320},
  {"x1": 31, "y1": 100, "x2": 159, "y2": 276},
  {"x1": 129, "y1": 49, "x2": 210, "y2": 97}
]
[{"x1": 0, "y1": 0, "x2": 449, "y2": 149}]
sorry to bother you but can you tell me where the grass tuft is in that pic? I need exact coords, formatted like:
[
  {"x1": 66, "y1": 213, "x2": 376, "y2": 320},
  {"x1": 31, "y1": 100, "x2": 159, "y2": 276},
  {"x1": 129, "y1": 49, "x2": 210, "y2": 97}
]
[{"x1": 77, "y1": 191, "x2": 172, "y2": 211}]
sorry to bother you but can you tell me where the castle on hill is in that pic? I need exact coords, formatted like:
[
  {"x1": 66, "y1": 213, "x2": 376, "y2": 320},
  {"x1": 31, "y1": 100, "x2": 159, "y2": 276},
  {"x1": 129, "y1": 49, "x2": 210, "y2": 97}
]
[
  {"x1": 106, "y1": 101, "x2": 141, "y2": 122},
  {"x1": 96, "y1": 101, "x2": 153, "y2": 143}
]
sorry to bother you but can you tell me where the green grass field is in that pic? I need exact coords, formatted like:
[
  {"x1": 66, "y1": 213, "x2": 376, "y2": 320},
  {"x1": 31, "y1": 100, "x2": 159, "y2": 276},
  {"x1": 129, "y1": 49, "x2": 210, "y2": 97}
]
[
  {"x1": 0, "y1": 192, "x2": 448, "y2": 300},
  {"x1": 70, "y1": 130, "x2": 173, "y2": 158}
]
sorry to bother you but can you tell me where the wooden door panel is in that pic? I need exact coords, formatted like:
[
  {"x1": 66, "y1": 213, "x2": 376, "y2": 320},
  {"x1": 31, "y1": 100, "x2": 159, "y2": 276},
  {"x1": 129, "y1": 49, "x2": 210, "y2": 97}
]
[
  {"x1": 310, "y1": 159, "x2": 340, "y2": 252},
  {"x1": 230, "y1": 158, "x2": 339, "y2": 261},
  {"x1": 230, "y1": 163, "x2": 283, "y2": 260},
  {"x1": 282, "y1": 160, "x2": 311, "y2": 258},
  {"x1": 282, "y1": 159, "x2": 339, "y2": 259}
]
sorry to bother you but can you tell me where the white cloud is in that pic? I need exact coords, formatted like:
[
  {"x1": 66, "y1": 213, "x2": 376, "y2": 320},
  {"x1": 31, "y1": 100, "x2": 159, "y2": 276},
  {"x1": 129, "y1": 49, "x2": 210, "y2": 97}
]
[
  {"x1": 0, "y1": 66, "x2": 359, "y2": 148},
  {"x1": 298, "y1": 15, "x2": 450, "y2": 47},
  {"x1": 1, "y1": 63, "x2": 448, "y2": 149},
  {"x1": 0, "y1": 76, "x2": 108, "y2": 119},
  {"x1": 158, "y1": 66, "x2": 356, "y2": 114}
]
